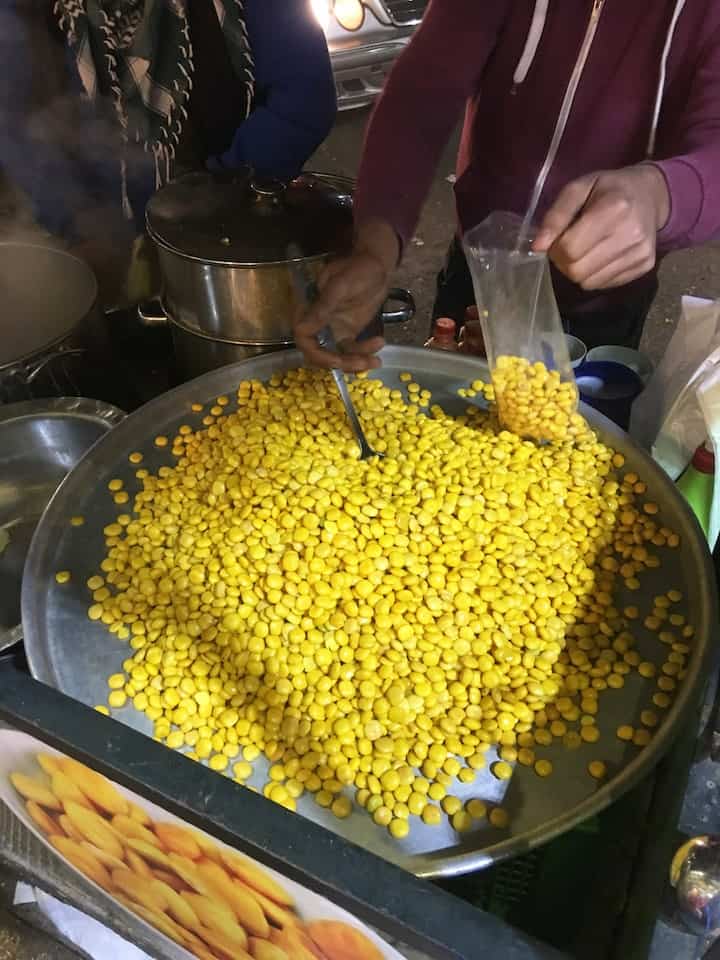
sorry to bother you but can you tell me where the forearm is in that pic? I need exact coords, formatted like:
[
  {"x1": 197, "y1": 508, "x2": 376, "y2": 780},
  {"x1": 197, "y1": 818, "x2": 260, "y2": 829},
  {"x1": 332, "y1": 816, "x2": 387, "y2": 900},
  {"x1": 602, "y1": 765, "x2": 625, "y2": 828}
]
[
  {"x1": 653, "y1": 150, "x2": 720, "y2": 252},
  {"x1": 354, "y1": 0, "x2": 509, "y2": 255},
  {"x1": 652, "y1": 23, "x2": 720, "y2": 253},
  {"x1": 354, "y1": 219, "x2": 401, "y2": 273},
  {"x1": 216, "y1": 99, "x2": 334, "y2": 179}
]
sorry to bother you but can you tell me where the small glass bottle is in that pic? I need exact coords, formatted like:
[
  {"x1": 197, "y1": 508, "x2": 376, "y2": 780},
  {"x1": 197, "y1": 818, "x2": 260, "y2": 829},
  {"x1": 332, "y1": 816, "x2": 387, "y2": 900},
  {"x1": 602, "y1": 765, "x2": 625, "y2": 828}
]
[
  {"x1": 458, "y1": 305, "x2": 486, "y2": 357},
  {"x1": 424, "y1": 317, "x2": 458, "y2": 351},
  {"x1": 677, "y1": 441, "x2": 715, "y2": 538}
]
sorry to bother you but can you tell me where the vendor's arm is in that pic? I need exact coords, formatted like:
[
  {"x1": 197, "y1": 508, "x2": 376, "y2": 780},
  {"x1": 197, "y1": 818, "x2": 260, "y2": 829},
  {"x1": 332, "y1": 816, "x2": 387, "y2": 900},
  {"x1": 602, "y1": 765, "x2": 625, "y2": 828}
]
[
  {"x1": 213, "y1": 0, "x2": 336, "y2": 179},
  {"x1": 654, "y1": 22, "x2": 720, "y2": 253},
  {"x1": 353, "y1": 0, "x2": 506, "y2": 252},
  {"x1": 534, "y1": 23, "x2": 720, "y2": 288},
  {"x1": 296, "y1": 0, "x2": 509, "y2": 370}
]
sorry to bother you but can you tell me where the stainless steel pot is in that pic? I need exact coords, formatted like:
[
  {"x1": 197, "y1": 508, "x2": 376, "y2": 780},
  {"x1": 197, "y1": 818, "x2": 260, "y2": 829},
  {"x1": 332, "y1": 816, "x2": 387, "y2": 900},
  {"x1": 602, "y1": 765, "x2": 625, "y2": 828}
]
[
  {"x1": 0, "y1": 397, "x2": 124, "y2": 653},
  {"x1": 169, "y1": 316, "x2": 293, "y2": 382},
  {"x1": 146, "y1": 169, "x2": 415, "y2": 344},
  {"x1": 0, "y1": 243, "x2": 105, "y2": 403},
  {"x1": 140, "y1": 286, "x2": 415, "y2": 381}
]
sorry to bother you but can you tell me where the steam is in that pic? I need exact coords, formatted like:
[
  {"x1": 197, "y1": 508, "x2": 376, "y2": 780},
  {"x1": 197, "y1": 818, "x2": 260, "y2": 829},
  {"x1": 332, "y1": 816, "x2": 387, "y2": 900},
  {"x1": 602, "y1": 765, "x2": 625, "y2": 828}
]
[{"x1": 0, "y1": 4, "x2": 152, "y2": 245}]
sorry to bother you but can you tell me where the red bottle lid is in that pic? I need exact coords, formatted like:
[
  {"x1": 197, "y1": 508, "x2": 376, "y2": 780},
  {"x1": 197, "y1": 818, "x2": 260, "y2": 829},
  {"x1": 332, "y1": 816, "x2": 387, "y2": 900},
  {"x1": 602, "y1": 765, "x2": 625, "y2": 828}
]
[
  {"x1": 691, "y1": 442, "x2": 715, "y2": 475},
  {"x1": 435, "y1": 317, "x2": 456, "y2": 338}
]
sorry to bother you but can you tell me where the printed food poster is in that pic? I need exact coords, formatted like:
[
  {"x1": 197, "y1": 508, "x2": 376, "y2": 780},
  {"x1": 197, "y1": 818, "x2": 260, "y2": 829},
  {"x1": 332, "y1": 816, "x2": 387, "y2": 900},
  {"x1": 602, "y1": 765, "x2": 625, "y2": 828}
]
[{"x1": 0, "y1": 730, "x2": 405, "y2": 960}]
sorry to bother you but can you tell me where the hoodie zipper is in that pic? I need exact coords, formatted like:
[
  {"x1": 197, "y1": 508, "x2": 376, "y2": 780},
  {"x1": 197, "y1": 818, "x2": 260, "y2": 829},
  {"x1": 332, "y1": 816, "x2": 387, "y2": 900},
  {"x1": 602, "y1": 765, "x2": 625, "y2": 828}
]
[{"x1": 524, "y1": 0, "x2": 606, "y2": 227}]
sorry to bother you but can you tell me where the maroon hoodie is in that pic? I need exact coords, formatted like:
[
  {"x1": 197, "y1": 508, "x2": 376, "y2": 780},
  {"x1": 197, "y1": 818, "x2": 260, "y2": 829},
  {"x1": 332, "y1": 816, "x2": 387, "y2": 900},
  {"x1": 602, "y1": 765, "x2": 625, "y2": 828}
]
[{"x1": 354, "y1": 0, "x2": 720, "y2": 314}]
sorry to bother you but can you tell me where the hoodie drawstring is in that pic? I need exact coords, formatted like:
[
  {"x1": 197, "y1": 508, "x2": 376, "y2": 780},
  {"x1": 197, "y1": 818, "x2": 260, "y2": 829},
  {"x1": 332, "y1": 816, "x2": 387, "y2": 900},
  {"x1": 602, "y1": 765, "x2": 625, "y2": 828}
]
[
  {"x1": 513, "y1": 0, "x2": 549, "y2": 86},
  {"x1": 647, "y1": 0, "x2": 687, "y2": 157},
  {"x1": 513, "y1": 0, "x2": 687, "y2": 159}
]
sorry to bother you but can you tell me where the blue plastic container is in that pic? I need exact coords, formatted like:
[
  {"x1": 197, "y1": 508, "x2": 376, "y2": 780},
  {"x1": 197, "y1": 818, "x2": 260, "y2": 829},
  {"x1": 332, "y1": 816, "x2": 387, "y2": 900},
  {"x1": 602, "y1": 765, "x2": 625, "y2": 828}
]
[{"x1": 575, "y1": 360, "x2": 644, "y2": 430}]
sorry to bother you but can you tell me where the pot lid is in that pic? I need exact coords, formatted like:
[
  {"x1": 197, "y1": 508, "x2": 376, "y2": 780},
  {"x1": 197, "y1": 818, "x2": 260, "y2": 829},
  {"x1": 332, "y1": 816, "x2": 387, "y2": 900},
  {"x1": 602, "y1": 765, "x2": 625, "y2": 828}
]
[
  {"x1": 0, "y1": 243, "x2": 97, "y2": 369},
  {"x1": 146, "y1": 169, "x2": 354, "y2": 266}
]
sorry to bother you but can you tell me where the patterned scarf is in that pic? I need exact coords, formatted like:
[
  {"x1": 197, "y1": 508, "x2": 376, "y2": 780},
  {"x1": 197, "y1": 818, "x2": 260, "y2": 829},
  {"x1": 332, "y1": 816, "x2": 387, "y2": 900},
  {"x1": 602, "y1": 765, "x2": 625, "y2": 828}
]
[{"x1": 54, "y1": 0, "x2": 254, "y2": 209}]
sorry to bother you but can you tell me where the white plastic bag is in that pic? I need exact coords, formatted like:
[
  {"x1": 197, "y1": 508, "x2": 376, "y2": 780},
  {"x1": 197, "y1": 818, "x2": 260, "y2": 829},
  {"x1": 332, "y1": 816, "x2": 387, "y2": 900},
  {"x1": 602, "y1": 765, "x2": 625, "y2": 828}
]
[
  {"x1": 629, "y1": 295, "x2": 720, "y2": 550},
  {"x1": 630, "y1": 296, "x2": 720, "y2": 473},
  {"x1": 648, "y1": 347, "x2": 720, "y2": 482}
]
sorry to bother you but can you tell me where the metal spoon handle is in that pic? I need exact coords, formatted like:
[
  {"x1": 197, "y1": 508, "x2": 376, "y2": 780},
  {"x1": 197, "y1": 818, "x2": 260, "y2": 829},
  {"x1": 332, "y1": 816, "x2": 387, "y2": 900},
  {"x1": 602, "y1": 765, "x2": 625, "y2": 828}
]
[
  {"x1": 329, "y1": 367, "x2": 375, "y2": 459},
  {"x1": 288, "y1": 244, "x2": 378, "y2": 459},
  {"x1": 315, "y1": 325, "x2": 376, "y2": 457}
]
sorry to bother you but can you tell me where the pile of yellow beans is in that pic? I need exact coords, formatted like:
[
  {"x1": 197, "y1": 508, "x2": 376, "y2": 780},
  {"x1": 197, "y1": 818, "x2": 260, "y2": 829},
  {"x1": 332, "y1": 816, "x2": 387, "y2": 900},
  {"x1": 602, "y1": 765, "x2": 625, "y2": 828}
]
[
  {"x1": 80, "y1": 369, "x2": 688, "y2": 841},
  {"x1": 491, "y1": 355, "x2": 585, "y2": 443}
]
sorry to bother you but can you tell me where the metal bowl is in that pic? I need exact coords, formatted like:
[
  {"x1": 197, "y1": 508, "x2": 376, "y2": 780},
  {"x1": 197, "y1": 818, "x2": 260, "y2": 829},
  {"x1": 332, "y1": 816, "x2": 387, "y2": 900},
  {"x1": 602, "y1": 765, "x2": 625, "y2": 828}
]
[{"x1": 0, "y1": 398, "x2": 124, "y2": 650}]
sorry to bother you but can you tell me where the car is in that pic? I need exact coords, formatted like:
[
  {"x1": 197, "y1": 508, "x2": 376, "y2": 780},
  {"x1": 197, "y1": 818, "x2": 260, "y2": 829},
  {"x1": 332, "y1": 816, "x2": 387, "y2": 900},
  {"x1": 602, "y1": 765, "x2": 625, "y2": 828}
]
[{"x1": 310, "y1": 0, "x2": 428, "y2": 110}]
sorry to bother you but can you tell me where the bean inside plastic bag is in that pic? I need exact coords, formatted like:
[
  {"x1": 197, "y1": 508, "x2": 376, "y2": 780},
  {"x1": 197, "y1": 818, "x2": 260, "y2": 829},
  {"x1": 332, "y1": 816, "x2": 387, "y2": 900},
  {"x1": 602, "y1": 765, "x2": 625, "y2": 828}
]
[{"x1": 463, "y1": 212, "x2": 585, "y2": 443}]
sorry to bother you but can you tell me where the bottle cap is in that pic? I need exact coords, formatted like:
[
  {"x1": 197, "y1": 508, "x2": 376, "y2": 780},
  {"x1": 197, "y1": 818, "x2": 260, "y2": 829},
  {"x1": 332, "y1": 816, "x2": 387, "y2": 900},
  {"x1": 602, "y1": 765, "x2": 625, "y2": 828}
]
[
  {"x1": 435, "y1": 318, "x2": 456, "y2": 338},
  {"x1": 692, "y1": 442, "x2": 715, "y2": 475},
  {"x1": 465, "y1": 305, "x2": 479, "y2": 323}
]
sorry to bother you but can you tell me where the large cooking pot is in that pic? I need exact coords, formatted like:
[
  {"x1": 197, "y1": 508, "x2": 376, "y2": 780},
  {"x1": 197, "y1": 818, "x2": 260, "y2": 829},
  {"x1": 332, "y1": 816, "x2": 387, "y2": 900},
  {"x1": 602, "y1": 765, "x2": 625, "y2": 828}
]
[
  {"x1": 145, "y1": 169, "x2": 415, "y2": 349},
  {"x1": 168, "y1": 318, "x2": 293, "y2": 382},
  {"x1": 0, "y1": 243, "x2": 106, "y2": 404}
]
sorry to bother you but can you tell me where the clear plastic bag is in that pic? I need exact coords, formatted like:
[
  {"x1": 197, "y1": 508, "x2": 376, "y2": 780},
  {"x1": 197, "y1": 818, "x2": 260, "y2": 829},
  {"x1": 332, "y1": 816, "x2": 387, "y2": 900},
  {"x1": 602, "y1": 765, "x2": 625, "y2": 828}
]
[
  {"x1": 630, "y1": 296, "x2": 720, "y2": 455},
  {"x1": 462, "y1": 212, "x2": 582, "y2": 442}
]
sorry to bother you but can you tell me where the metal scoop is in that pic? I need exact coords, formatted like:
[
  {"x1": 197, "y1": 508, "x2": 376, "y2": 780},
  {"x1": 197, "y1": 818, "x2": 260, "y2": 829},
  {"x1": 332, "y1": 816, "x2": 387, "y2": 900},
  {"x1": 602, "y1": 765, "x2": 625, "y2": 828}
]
[{"x1": 288, "y1": 245, "x2": 381, "y2": 460}]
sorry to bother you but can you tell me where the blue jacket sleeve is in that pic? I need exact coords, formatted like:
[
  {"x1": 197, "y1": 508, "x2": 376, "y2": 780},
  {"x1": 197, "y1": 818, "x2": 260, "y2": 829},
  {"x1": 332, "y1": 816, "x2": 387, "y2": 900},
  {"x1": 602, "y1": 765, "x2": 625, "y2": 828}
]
[{"x1": 214, "y1": 0, "x2": 337, "y2": 179}]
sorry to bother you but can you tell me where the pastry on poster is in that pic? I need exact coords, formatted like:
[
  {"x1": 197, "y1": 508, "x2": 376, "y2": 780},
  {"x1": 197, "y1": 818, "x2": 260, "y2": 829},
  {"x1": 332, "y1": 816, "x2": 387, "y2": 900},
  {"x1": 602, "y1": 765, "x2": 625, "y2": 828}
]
[{"x1": 1, "y1": 733, "x2": 401, "y2": 960}]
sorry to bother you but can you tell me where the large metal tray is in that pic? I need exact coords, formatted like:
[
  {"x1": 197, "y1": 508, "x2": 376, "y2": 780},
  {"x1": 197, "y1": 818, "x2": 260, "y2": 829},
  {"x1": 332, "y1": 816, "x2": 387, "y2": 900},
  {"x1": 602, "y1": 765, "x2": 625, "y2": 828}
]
[{"x1": 21, "y1": 347, "x2": 716, "y2": 878}]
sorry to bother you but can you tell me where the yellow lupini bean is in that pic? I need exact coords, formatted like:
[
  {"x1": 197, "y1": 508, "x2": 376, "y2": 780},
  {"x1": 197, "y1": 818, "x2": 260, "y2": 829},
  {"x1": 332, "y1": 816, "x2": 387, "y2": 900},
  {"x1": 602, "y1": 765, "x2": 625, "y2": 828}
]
[
  {"x1": 466, "y1": 799, "x2": 487, "y2": 820},
  {"x1": 633, "y1": 728, "x2": 652, "y2": 748},
  {"x1": 422, "y1": 804, "x2": 442, "y2": 826},
  {"x1": 588, "y1": 760, "x2": 607, "y2": 780},
  {"x1": 489, "y1": 807, "x2": 510, "y2": 829},
  {"x1": 491, "y1": 762, "x2": 513, "y2": 781},
  {"x1": 534, "y1": 759, "x2": 553, "y2": 778},
  {"x1": 84, "y1": 368, "x2": 687, "y2": 840},
  {"x1": 452, "y1": 811, "x2": 473, "y2": 833},
  {"x1": 331, "y1": 795, "x2": 352, "y2": 820}
]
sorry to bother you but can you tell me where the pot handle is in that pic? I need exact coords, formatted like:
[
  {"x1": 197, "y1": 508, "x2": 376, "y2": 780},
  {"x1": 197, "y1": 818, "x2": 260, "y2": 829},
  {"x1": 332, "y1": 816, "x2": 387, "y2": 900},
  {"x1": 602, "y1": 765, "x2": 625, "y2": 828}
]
[
  {"x1": 380, "y1": 288, "x2": 415, "y2": 326},
  {"x1": 25, "y1": 346, "x2": 85, "y2": 384},
  {"x1": 137, "y1": 298, "x2": 170, "y2": 327}
]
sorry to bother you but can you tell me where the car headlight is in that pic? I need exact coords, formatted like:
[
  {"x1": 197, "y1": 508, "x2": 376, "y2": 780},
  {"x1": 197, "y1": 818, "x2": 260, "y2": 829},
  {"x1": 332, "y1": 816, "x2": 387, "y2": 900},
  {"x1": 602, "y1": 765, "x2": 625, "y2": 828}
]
[
  {"x1": 334, "y1": 0, "x2": 365, "y2": 31},
  {"x1": 310, "y1": 0, "x2": 331, "y2": 31},
  {"x1": 311, "y1": 0, "x2": 366, "y2": 33}
]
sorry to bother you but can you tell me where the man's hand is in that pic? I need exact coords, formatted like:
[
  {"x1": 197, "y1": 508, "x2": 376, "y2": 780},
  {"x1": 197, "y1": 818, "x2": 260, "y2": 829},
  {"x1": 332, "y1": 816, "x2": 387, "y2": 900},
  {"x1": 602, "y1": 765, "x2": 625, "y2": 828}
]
[
  {"x1": 533, "y1": 165, "x2": 670, "y2": 290},
  {"x1": 294, "y1": 219, "x2": 400, "y2": 372}
]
